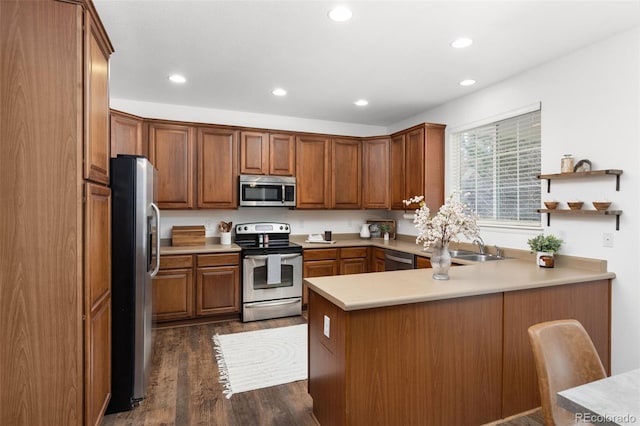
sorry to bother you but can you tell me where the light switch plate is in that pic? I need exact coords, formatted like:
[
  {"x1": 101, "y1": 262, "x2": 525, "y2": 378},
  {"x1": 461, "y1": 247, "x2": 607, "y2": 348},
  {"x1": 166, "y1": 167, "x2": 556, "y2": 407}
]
[{"x1": 323, "y1": 315, "x2": 330, "y2": 338}]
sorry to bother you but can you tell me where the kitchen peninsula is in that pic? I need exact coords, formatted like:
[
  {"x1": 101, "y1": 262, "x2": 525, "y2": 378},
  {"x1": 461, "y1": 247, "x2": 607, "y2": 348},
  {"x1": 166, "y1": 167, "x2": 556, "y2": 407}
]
[{"x1": 305, "y1": 258, "x2": 614, "y2": 426}]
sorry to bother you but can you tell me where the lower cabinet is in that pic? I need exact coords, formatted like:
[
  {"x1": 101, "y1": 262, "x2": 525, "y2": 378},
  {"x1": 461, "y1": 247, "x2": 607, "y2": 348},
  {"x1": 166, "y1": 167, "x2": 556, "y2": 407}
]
[
  {"x1": 371, "y1": 247, "x2": 386, "y2": 272},
  {"x1": 339, "y1": 247, "x2": 368, "y2": 275},
  {"x1": 415, "y1": 256, "x2": 432, "y2": 269},
  {"x1": 152, "y1": 253, "x2": 240, "y2": 323},
  {"x1": 152, "y1": 255, "x2": 194, "y2": 322},
  {"x1": 196, "y1": 254, "x2": 241, "y2": 316}
]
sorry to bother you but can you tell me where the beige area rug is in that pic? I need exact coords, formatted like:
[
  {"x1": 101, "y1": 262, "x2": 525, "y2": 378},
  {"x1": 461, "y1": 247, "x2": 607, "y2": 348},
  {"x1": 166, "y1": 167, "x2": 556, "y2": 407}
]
[{"x1": 213, "y1": 324, "x2": 307, "y2": 398}]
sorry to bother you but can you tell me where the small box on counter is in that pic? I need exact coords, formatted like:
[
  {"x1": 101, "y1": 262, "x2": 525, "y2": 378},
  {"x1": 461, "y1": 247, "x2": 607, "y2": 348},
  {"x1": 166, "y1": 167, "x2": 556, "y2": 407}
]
[{"x1": 171, "y1": 225, "x2": 205, "y2": 246}]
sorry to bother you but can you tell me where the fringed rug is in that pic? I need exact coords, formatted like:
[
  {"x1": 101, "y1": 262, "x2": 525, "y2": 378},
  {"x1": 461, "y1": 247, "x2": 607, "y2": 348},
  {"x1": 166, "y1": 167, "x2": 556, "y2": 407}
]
[{"x1": 213, "y1": 324, "x2": 307, "y2": 398}]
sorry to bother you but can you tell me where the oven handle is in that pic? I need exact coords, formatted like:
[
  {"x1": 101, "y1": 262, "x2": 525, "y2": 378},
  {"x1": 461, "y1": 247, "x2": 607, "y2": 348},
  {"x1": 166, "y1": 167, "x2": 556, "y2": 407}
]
[
  {"x1": 244, "y1": 298, "x2": 301, "y2": 308},
  {"x1": 244, "y1": 253, "x2": 301, "y2": 261}
]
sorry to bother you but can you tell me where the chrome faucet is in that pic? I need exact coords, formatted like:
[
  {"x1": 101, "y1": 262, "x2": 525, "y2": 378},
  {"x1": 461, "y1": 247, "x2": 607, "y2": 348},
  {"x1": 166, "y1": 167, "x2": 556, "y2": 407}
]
[
  {"x1": 473, "y1": 236, "x2": 486, "y2": 254},
  {"x1": 495, "y1": 245, "x2": 503, "y2": 258}
]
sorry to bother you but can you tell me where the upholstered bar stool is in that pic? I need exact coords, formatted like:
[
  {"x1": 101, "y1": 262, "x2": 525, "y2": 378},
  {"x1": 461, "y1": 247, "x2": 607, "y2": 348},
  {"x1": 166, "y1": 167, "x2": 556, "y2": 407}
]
[{"x1": 528, "y1": 319, "x2": 606, "y2": 426}]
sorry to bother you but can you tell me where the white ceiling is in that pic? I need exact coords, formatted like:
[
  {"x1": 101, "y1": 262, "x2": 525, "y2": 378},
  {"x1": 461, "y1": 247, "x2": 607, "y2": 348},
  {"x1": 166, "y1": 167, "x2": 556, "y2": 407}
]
[{"x1": 94, "y1": 1, "x2": 640, "y2": 127}]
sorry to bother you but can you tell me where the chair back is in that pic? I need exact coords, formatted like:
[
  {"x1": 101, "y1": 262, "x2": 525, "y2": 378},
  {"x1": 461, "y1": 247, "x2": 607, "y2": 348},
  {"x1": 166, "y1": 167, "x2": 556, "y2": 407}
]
[{"x1": 528, "y1": 319, "x2": 606, "y2": 426}]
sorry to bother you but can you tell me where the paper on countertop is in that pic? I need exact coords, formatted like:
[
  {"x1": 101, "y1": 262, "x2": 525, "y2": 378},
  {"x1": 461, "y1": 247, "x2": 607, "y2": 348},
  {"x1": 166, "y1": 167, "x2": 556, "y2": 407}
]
[{"x1": 305, "y1": 239, "x2": 337, "y2": 244}]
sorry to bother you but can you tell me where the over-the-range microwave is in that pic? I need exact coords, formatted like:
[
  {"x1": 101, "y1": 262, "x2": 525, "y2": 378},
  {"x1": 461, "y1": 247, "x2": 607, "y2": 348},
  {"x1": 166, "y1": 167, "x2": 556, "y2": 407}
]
[{"x1": 239, "y1": 175, "x2": 296, "y2": 207}]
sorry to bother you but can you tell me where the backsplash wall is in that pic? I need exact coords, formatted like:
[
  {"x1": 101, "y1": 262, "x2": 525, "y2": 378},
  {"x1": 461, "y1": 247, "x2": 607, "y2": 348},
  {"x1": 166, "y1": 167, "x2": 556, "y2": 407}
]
[{"x1": 160, "y1": 208, "x2": 392, "y2": 239}]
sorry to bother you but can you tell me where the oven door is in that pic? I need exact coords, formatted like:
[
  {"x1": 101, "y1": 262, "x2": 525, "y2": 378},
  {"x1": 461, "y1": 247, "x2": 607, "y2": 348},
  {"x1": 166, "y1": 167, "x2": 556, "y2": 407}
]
[{"x1": 243, "y1": 253, "x2": 302, "y2": 302}]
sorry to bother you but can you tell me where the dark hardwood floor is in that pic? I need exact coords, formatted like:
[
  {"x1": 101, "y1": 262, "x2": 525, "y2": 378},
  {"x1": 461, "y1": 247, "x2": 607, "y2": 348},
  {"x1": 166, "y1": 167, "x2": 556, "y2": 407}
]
[{"x1": 102, "y1": 315, "x2": 543, "y2": 426}]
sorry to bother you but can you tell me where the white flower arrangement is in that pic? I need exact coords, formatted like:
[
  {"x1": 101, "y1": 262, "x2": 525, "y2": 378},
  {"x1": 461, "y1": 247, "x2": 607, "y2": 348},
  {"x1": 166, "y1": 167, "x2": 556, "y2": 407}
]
[{"x1": 403, "y1": 193, "x2": 480, "y2": 249}]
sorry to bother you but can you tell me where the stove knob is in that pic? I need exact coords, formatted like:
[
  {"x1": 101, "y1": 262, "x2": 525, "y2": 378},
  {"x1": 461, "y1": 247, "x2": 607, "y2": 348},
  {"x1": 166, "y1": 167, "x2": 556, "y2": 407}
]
[
  {"x1": 285, "y1": 225, "x2": 289, "y2": 230},
  {"x1": 280, "y1": 226, "x2": 283, "y2": 230},
  {"x1": 244, "y1": 226, "x2": 248, "y2": 231}
]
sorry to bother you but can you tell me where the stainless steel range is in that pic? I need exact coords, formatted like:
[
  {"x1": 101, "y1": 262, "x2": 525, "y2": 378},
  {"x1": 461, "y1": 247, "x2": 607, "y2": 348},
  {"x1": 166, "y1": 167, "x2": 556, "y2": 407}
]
[{"x1": 235, "y1": 222, "x2": 303, "y2": 322}]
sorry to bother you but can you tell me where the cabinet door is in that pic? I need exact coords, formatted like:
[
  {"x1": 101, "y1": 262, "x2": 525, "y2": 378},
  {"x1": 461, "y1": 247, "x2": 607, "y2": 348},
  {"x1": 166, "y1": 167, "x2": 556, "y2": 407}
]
[
  {"x1": 415, "y1": 256, "x2": 432, "y2": 269},
  {"x1": 340, "y1": 258, "x2": 368, "y2": 275},
  {"x1": 296, "y1": 135, "x2": 331, "y2": 208},
  {"x1": 405, "y1": 127, "x2": 425, "y2": 202},
  {"x1": 84, "y1": 12, "x2": 111, "y2": 185},
  {"x1": 371, "y1": 247, "x2": 386, "y2": 272},
  {"x1": 110, "y1": 110, "x2": 144, "y2": 158},
  {"x1": 149, "y1": 122, "x2": 195, "y2": 209},
  {"x1": 198, "y1": 127, "x2": 238, "y2": 209},
  {"x1": 240, "y1": 131, "x2": 269, "y2": 175},
  {"x1": 362, "y1": 138, "x2": 390, "y2": 209},
  {"x1": 84, "y1": 183, "x2": 111, "y2": 426},
  {"x1": 390, "y1": 133, "x2": 406, "y2": 209},
  {"x1": 196, "y1": 266, "x2": 241, "y2": 316},
  {"x1": 269, "y1": 133, "x2": 296, "y2": 176},
  {"x1": 152, "y1": 268, "x2": 194, "y2": 322},
  {"x1": 332, "y1": 138, "x2": 362, "y2": 209},
  {"x1": 303, "y1": 259, "x2": 339, "y2": 305},
  {"x1": 423, "y1": 124, "x2": 446, "y2": 214}
]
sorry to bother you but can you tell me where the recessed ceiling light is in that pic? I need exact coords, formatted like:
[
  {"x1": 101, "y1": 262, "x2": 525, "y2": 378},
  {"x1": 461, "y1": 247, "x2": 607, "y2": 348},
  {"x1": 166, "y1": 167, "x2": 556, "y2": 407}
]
[
  {"x1": 168, "y1": 74, "x2": 186, "y2": 84},
  {"x1": 451, "y1": 37, "x2": 473, "y2": 49},
  {"x1": 272, "y1": 88, "x2": 287, "y2": 96},
  {"x1": 459, "y1": 79, "x2": 476, "y2": 86},
  {"x1": 354, "y1": 99, "x2": 368, "y2": 106},
  {"x1": 328, "y1": 6, "x2": 352, "y2": 22}
]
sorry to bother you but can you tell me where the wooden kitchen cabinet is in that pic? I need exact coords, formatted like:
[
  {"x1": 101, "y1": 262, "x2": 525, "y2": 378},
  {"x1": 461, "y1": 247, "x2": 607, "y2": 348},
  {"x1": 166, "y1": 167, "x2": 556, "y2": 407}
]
[
  {"x1": 196, "y1": 253, "x2": 241, "y2": 316},
  {"x1": 390, "y1": 123, "x2": 445, "y2": 213},
  {"x1": 339, "y1": 246, "x2": 368, "y2": 274},
  {"x1": 197, "y1": 126, "x2": 238, "y2": 209},
  {"x1": 110, "y1": 110, "x2": 145, "y2": 158},
  {"x1": 332, "y1": 138, "x2": 362, "y2": 209},
  {"x1": 148, "y1": 122, "x2": 195, "y2": 209},
  {"x1": 240, "y1": 131, "x2": 295, "y2": 176},
  {"x1": 363, "y1": 137, "x2": 390, "y2": 209},
  {"x1": 415, "y1": 256, "x2": 432, "y2": 269},
  {"x1": 303, "y1": 248, "x2": 340, "y2": 305},
  {"x1": 152, "y1": 255, "x2": 194, "y2": 322},
  {"x1": 296, "y1": 135, "x2": 332, "y2": 208},
  {"x1": 1, "y1": 1, "x2": 114, "y2": 424},
  {"x1": 85, "y1": 12, "x2": 111, "y2": 186},
  {"x1": 371, "y1": 247, "x2": 386, "y2": 272}
]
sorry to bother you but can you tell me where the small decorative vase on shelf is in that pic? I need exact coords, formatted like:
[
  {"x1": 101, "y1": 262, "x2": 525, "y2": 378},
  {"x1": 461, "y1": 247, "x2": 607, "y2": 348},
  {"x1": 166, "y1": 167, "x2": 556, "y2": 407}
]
[
  {"x1": 431, "y1": 243, "x2": 451, "y2": 280},
  {"x1": 383, "y1": 232, "x2": 390, "y2": 241},
  {"x1": 537, "y1": 251, "x2": 555, "y2": 268}
]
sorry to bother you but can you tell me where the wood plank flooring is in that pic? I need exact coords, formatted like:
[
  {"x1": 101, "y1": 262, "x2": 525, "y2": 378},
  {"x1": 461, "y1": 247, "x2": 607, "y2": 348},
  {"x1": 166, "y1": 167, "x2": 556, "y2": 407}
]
[{"x1": 102, "y1": 315, "x2": 543, "y2": 426}]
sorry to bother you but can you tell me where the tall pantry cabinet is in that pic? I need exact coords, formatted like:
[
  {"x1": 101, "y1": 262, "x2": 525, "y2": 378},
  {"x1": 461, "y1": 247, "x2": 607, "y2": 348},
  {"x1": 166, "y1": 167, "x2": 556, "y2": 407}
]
[{"x1": 0, "y1": 1, "x2": 114, "y2": 426}]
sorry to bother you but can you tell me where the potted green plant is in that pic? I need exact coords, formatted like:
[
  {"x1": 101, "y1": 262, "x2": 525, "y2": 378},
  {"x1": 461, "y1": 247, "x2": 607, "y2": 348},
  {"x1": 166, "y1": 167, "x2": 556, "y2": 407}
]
[
  {"x1": 377, "y1": 223, "x2": 392, "y2": 241},
  {"x1": 527, "y1": 233, "x2": 563, "y2": 268}
]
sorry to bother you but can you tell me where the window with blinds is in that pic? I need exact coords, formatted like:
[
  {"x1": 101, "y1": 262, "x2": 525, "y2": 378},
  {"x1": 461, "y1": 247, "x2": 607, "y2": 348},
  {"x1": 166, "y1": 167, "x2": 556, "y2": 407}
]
[{"x1": 451, "y1": 109, "x2": 541, "y2": 227}]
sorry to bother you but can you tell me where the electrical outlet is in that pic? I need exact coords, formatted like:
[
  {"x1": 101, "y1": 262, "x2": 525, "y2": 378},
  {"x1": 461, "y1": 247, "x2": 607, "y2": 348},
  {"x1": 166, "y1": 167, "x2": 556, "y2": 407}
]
[
  {"x1": 323, "y1": 315, "x2": 330, "y2": 338},
  {"x1": 205, "y1": 219, "x2": 214, "y2": 230},
  {"x1": 603, "y1": 232, "x2": 614, "y2": 248}
]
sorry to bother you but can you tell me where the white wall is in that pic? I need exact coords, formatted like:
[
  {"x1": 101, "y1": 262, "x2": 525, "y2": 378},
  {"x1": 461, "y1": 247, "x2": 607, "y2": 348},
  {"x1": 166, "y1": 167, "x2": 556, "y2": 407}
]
[
  {"x1": 110, "y1": 98, "x2": 387, "y2": 137},
  {"x1": 390, "y1": 27, "x2": 640, "y2": 374}
]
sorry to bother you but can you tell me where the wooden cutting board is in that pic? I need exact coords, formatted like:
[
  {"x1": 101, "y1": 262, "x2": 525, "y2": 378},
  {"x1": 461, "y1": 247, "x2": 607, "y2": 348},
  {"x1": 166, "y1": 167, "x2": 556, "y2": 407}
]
[{"x1": 171, "y1": 225, "x2": 205, "y2": 246}]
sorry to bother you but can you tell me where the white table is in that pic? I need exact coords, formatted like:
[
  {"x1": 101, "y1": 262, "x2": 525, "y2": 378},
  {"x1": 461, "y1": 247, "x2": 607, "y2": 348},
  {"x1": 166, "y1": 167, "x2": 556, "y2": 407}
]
[{"x1": 557, "y1": 368, "x2": 640, "y2": 425}]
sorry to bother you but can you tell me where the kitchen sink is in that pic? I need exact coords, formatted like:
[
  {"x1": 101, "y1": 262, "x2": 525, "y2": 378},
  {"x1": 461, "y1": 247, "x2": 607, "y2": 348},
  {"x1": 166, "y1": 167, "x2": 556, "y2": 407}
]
[
  {"x1": 448, "y1": 249, "x2": 478, "y2": 257},
  {"x1": 452, "y1": 253, "x2": 505, "y2": 262}
]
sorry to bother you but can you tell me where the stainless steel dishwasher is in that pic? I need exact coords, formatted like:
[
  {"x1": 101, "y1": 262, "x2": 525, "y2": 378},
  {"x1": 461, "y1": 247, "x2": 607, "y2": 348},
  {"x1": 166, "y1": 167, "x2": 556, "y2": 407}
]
[{"x1": 384, "y1": 249, "x2": 415, "y2": 270}]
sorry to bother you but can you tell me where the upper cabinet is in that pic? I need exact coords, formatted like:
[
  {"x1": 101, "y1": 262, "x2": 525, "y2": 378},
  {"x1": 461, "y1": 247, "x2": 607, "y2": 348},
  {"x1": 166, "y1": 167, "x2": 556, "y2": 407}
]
[
  {"x1": 197, "y1": 127, "x2": 238, "y2": 209},
  {"x1": 390, "y1": 123, "x2": 445, "y2": 213},
  {"x1": 148, "y1": 122, "x2": 195, "y2": 209},
  {"x1": 332, "y1": 138, "x2": 362, "y2": 209},
  {"x1": 240, "y1": 131, "x2": 295, "y2": 176},
  {"x1": 84, "y1": 10, "x2": 111, "y2": 185},
  {"x1": 110, "y1": 110, "x2": 145, "y2": 158},
  {"x1": 296, "y1": 135, "x2": 331, "y2": 208},
  {"x1": 362, "y1": 137, "x2": 390, "y2": 209}
]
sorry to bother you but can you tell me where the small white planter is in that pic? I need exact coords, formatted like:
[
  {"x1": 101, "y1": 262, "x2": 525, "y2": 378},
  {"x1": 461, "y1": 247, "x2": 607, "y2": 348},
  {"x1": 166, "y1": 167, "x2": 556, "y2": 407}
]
[{"x1": 536, "y1": 251, "x2": 555, "y2": 268}]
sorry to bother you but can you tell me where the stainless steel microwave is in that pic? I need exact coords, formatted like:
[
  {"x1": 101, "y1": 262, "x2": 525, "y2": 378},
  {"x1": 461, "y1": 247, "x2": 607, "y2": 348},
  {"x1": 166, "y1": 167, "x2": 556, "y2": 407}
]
[{"x1": 239, "y1": 175, "x2": 296, "y2": 207}]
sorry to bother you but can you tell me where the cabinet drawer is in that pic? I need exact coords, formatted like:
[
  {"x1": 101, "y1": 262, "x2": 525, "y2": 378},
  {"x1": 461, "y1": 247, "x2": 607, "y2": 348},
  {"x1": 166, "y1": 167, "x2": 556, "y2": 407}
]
[
  {"x1": 340, "y1": 247, "x2": 368, "y2": 259},
  {"x1": 160, "y1": 255, "x2": 193, "y2": 270},
  {"x1": 304, "y1": 248, "x2": 338, "y2": 261},
  {"x1": 197, "y1": 253, "x2": 240, "y2": 267}
]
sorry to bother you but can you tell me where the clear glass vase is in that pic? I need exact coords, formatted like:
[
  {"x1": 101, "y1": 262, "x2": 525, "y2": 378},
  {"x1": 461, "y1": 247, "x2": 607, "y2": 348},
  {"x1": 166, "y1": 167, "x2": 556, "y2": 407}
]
[{"x1": 431, "y1": 243, "x2": 451, "y2": 280}]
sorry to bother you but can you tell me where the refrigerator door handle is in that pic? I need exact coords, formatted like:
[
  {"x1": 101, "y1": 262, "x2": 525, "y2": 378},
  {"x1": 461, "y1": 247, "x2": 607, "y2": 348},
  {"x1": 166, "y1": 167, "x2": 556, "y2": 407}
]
[{"x1": 150, "y1": 202, "x2": 161, "y2": 278}]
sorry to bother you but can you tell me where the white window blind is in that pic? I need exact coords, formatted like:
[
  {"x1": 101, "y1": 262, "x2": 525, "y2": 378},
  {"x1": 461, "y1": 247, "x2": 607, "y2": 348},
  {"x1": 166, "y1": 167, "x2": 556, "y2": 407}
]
[{"x1": 451, "y1": 109, "x2": 541, "y2": 227}]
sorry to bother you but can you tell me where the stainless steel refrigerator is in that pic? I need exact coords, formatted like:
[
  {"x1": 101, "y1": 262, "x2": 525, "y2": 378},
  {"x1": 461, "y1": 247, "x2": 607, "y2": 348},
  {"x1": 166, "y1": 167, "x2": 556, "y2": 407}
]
[{"x1": 107, "y1": 155, "x2": 160, "y2": 413}]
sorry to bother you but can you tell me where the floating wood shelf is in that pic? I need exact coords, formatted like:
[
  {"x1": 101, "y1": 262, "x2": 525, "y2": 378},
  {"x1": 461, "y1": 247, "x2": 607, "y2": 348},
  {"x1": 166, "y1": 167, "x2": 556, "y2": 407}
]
[
  {"x1": 537, "y1": 169, "x2": 622, "y2": 192},
  {"x1": 536, "y1": 209, "x2": 623, "y2": 230}
]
